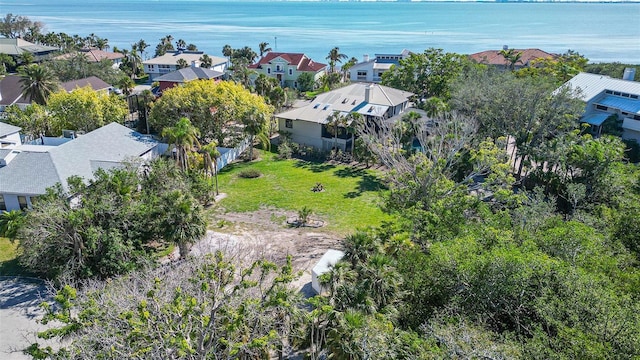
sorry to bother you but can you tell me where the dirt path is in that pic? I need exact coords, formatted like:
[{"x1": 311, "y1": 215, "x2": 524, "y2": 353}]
[{"x1": 192, "y1": 208, "x2": 344, "y2": 295}]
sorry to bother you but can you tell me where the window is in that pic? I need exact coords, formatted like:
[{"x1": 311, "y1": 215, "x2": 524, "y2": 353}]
[
  {"x1": 267, "y1": 68, "x2": 271, "y2": 74},
  {"x1": 357, "y1": 71, "x2": 367, "y2": 76},
  {"x1": 276, "y1": 65, "x2": 281, "y2": 72},
  {"x1": 596, "y1": 105, "x2": 608, "y2": 111},
  {"x1": 0, "y1": 195, "x2": 5, "y2": 211},
  {"x1": 285, "y1": 119, "x2": 293, "y2": 128},
  {"x1": 18, "y1": 196, "x2": 28, "y2": 210},
  {"x1": 289, "y1": 68, "x2": 293, "y2": 75}
]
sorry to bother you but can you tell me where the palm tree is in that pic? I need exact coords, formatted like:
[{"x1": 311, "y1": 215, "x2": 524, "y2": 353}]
[
  {"x1": 345, "y1": 112, "x2": 363, "y2": 153},
  {"x1": 232, "y1": 65, "x2": 256, "y2": 89},
  {"x1": 176, "y1": 58, "x2": 189, "y2": 69},
  {"x1": 162, "y1": 117, "x2": 201, "y2": 171},
  {"x1": 499, "y1": 48, "x2": 523, "y2": 71},
  {"x1": 242, "y1": 108, "x2": 270, "y2": 161},
  {"x1": 18, "y1": 64, "x2": 59, "y2": 105},
  {"x1": 258, "y1": 41, "x2": 272, "y2": 58},
  {"x1": 222, "y1": 44, "x2": 233, "y2": 58},
  {"x1": 161, "y1": 190, "x2": 206, "y2": 259},
  {"x1": 136, "y1": 39, "x2": 148, "y2": 60},
  {"x1": 326, "y1": 46, "x2": 347, "y2": 73},
  {"x1": 116, "y1": 76, "x2": 135, "y2": 96},
  {"x1": 0, "y1": 210, "x2": 24, "y2": 241},
  {"x1": 199, "y1": 54, "x2": 213, "y2": 68},
  {"x1": 176, "y1": 39, "x2": 187, "y2": 51},
  {"x1": 200, "y1": 142, "x2": 221, "y2": 195},
  {"x1": 0, "y1": 53, "x2": 15, "y2": 74},
  {"x1": 326, "y1": 110, "x2": 346, "y2": 151}
]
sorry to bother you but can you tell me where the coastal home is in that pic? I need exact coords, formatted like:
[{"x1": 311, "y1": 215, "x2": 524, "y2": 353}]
[
  {"x1": 155, "y1": 65, "x2": 224, "y2": 93},
  {"x1": 0, "y1": 121, "x2": 22, "y2": 149},
  {"x1": 248, "y1": 52, "x2": 326, "y2": 89},
  {"x1": 0, "y1": 122, "x2": 166, "y2": 211},
  {"x1": 0, "y1": 74, "x2": 32, "y2": 111},
  {"x1": 143, "y1": 51, "x2": 227, "y2": 81},
  {"x1": 348, "y1": 49, "x2": 412, "y2": 83},
  {"x1": 469, "y1": 47, "x2": 556, "y2": 70},
  {"x1": 54, "y1": 47, "x2": 124, "y2": 67},
  {"x1": 560, "y1": 70, "x2": 640, "y2": 141},
  {"x1": 276, "y1": 83, "x2": 413, "y2": 151},
  {"x1": 0, "y1": 37, "x2": 58, "y2": 63},
  {"x1": 61, "y1": 76, "x2": 112, "y2": 93}
]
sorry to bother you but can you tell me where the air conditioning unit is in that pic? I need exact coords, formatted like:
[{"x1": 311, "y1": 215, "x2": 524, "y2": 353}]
[{"x1": 62, "y1": 130, "x2": 76, "y2": 139}]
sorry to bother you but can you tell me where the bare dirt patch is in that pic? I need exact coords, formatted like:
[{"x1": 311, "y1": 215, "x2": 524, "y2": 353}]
[{"x1": 193, "y1": 208, "x2": 344, "y2": 295}]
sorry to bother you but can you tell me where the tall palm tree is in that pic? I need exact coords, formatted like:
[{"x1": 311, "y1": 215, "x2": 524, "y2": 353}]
[
  {"x1": 18, "y1": 64, "x2": 59, "y2": 105},
  {"x1": 345, "y1": 112, "x2": 363, "y2": 153},
  {"x1": 176, "y1": 58, "x2": 189, "y2": 69},
  {"x1": 176, "y1": 39, "x2": 187, "y2": 51},
  {"x1": 199, "y1": 54, "x2": 213, "y2": 68},
  {"x1": 136, "y1": 39, "x2": 148, "y2": 60},
  {"x1": 499, "y1": 48, "x2": 523, "y2": 71},
  {"x1": 326, "y1": 46, "x2": 347, "y2": 73},
  {"x1": 242, "y1": 108, "x2": 270, "y2": 161},
  {"x1": 200, "y1": 142, "x2": 220, "y2": 195},
  {"x1": 222, "y1": 44, "x2": 233, "y2": 58},
  {"x1": 115, "y1": 76, "x2": 135, "y2": 96},
  {"x1": 162, "y1": 117, "x2": 201, "y2": 171},
  {"x1": 258, "y1": 41, "x2": 272, "y2": 58},
  {"x1": 326, "y1": 110, "x2": 346, "y2": 151}
]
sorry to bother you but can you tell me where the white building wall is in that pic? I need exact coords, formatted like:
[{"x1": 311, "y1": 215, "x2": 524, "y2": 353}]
[
  {"x1": 278, "y1": 119, "x2": 323, "y2": 149},
  {"x1": 1, "y1": 193, "x2": 34, "y2": 211}
]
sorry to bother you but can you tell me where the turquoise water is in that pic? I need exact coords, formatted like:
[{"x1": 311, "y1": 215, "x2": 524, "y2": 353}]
[{"x1": 1, "y1": 1, "x2": 639, "y2": 63}]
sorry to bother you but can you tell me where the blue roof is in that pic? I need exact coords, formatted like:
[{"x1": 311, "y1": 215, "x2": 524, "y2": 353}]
[
  {"x1": 597, "y1": 95, "x2": 640, "y2": 114},
  {"x1": 582, "y1": 113, "x2": 611, "y2": 126}
]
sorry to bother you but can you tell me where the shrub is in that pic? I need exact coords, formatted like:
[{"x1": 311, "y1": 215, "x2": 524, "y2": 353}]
[
  {"x1": 278, "y1": 142, "x2": 293, "y2": 159},
  {"x1": 238, "y1": 169, "x2": 262, "y2": 179}
]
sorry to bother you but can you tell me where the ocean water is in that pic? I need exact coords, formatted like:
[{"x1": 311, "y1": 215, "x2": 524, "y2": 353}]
[{"x1": 1, "y1": 0, "x2": 639, "y2": 63}]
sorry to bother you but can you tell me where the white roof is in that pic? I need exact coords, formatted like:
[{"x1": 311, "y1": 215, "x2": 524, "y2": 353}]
[
  {"x1": 276, "y1": 83, "x2": 413, "y2": 124},
  {"x1": 312, "y1": 249, "x2": 345, "y2": 276},
  {"x1": 561, "y1": 72, "x2": 640, "y2": 102}
]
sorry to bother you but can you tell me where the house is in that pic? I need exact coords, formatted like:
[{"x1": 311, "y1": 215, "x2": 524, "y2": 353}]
[
  {"x1": 311, "y1": 249, "x2": 345, "y2": 295},
  {"x1": 155, "y1": 65, "x2": 224, "y2": 93},
  {"x1": 54, "y1": 48, "x2": 124, "y2": 67},
  {"x1": 0, "y1": 122, "x2": 166, "y2": 211},
  {"x1": 248, "y1": 52, "x2": 326, "y2": 89},
  {"x1": 469, "y1": 47, "x2": 556, "y2": 70},
  {"x1": 560, "y1": 70, "x2": 640, "y2": 141},
  {"x1": 0, "y1": 75, "x2": 31, "y2": 111},
  {"x1": 348, "y1": 49, "x2": 412, "y2": 83},
  {"x1": 276, "y1": 83, "x2": 413, "y2": 151},
  {"x1": 0, "y1": 38, "x2": 58, "y2": 62},
  {"x1": 61, "y1": 76, "x2": 112, "y2": 93},
  {"x1": 0, "y1": 122, "x2": 22, "y2": 149},
  {"x1": 143, "y1": 51, "x2": 227, "y2": 82}
]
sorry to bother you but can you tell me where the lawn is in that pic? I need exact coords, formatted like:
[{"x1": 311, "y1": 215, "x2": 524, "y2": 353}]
[
  {"x1": 215, "y1": 152, "x2": 392, "y2": 235},
  {"x1": 0, "y1": 237, "x2": 24, "y2": 276}
]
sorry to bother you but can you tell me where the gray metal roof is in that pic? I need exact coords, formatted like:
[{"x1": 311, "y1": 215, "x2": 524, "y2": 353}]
[
  {"x1": 155, "y1": 67, "x2": 224, "y2": 83},
  {"x1": 0, "y1": 121, "x2": 21, "y2": 137},
  {"x1": 0, "y1": 123, "x2": 160, "y2": 195},
  {"x1": 562, "y1": 72, "x2": 640, "y2": 101}
]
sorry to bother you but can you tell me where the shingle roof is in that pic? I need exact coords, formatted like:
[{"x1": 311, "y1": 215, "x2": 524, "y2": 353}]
[
  {"x1": 249, "y1": 52, "x2": 326, "y2": 72},
  {"x1": 61, "y1": 76, "x2": 111, "y2": 93},
  {"x1": 0, "y1": 123, "x2": 160, "y2": 195},
  {"x1": 0, "y1": 75, "x2": 32, "y2": 106},
  {"x1": 55, "y1": 48, "x2": 124, "y2": 63},
  {"x1": 561, "y1": 72, "x2": 640, "y2": 102},
  {"x1": 276, "y1": 83, "x2": 413, "y2": 124},
  {"x1": 0, "y1": 121, "x2": 21, "y2": 137},
  {"x1": 155, "y1": 67, "x2": 224, "y2": 83},
  {"x1": 469, "y1": 48, "x2": 556, "y2": 67}
]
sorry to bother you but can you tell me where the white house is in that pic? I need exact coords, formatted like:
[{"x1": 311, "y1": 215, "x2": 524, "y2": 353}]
[
  {"x1": 348, "y1": 49, "x2": 412, "y2": 83},
  {"x1": 560, "y1": 71, "x2": 640, "y2": 141},
  {"x1": 276, "y1": 83, "x2": 414, "y2": 151},
  {"x1": 248, "y1": 52, "x2": 326, "y2": 89},
  {"x1": 143, "y1": 51, "x2": 227, "y2": 81},
  {"x1": 0, "y1": 122, "x2": 166, "y2": 211},
  {"x1": 311, "y1": 249, "x2": 345, "y2": 295}
]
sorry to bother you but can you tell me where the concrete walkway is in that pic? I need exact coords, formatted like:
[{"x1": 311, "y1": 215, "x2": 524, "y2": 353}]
[{"x1": 0, "y1": 277, "x2": 52, "y2": 360}]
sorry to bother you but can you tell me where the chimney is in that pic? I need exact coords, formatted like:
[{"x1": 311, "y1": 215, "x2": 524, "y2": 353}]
[
  {"x1": 364, "y1": 84, "x2": 373, "y2": 103},
  {"x1": 623, "y1": 67, "x2": 636, "y2": 81},
  {"x1": 363, "y1": 54, "x2": 369, "y2": 62},
  {"x1": 191, "y1": 60, "x2": 197, "y2": 68}
]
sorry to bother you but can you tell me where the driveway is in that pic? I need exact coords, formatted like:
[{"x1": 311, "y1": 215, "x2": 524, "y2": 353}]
[{"x1": 0, "y1": 277, "x2": 52, "y2": 360}]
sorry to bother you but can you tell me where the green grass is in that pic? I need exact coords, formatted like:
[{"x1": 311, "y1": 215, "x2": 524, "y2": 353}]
[
  {"x1": 215, "y1": 152, "x2": 391, "y2": 235},
  {"x1": 0, "y1": 237, "x2": 26, "y2": 276}
]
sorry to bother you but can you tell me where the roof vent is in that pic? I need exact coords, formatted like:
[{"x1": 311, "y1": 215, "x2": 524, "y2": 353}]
[
  {"x1": 313, "y1": 104, "x2": 321, "y2": 109},
  {"x1": 342, "y1": 98, "x2": 347, "y2": 104},
  {"x1": 62, "y1": 130, "x2": 76, "y2": 139},
  {"x1": 323, "y1": 105, "x2": 330, "y2": 110}
]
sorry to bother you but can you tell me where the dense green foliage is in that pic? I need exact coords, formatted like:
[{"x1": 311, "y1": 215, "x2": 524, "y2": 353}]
[{"x1": 14, "y1": 160, "x2": 208, "y2": 281}]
